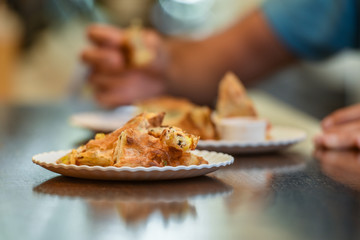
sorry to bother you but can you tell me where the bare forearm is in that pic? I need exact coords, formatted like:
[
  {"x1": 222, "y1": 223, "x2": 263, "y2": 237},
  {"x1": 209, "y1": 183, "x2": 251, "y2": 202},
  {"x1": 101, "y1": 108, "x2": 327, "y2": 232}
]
[{"x1": 165, "y1": 8, "x2": 297, "y2": 105}]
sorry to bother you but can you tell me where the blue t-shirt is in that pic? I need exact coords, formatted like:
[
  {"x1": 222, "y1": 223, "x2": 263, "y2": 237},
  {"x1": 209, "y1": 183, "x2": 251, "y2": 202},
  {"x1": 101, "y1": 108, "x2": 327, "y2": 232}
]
[{"x1": 262, "y1": 0, "x2": 359, "y2": 60}]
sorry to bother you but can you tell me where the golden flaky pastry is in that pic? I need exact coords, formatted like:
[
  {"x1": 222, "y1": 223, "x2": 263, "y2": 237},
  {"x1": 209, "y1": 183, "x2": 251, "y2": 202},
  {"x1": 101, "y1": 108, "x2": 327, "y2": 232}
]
[
  {"x1": 216, "y1": 72, "x2": 257, "y2": 118},
  {"x1": 136, "y1": 96, "x2": 217, "y2": 140},
  {"x1": 122, "y1": 20, "x2": 154, "y2": 67},
  {"x1": 57, "y1": 112, "x2": 207, "y2": 168}
]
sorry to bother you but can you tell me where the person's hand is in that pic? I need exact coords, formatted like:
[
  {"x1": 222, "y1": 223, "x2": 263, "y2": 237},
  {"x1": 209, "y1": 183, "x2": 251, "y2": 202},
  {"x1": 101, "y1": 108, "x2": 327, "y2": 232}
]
[
  {"x1": 314, "y1": 104, "x2": 360, "y2": 149},
  {"x1": 81, "y1": 9, "x2": 297, "y2": 107},
  {"x1": 81, "y1": 25, "x2": 169, "y2": 108}
]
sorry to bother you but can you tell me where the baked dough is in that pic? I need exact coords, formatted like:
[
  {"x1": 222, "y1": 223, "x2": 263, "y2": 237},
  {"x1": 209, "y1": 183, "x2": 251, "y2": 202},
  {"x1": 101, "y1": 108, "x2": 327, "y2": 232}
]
[
  {"x1": 216, "y1": 72, "x2": 257, "y2": 118},
  {"x1": 57, "y1": 112, "x2": 207, "y2": 167},
  {"x1": 122, "y1": 20, "x2": 154, "y2": 67},
  {"x1": 136, "y1": 96, "x2": 217, "y2": 140}
]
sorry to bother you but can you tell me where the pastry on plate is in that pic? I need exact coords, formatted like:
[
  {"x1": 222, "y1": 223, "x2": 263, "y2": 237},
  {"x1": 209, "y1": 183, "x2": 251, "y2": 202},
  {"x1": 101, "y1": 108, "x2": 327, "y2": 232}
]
[
  {"x1": 57, "y1": 112, "x2": 207, "y2": 167},
  {"x1": 216, "y1": 72, "x2": 257, "y2": 118},
  {"x1": 214, "y1": 72, "x2": 270, "y2": 141},
  {"x1": 136, "y1": 96, "x2": 217, "y2": 140}
]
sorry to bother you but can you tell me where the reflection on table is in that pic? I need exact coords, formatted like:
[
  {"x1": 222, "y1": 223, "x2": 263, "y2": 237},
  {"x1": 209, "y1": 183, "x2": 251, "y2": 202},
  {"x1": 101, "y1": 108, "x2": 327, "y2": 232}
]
[
  {"x1": 34, "y1": 176, "x2": 232, "y2": 226},
  {"x1": 315, "y1": 149, "x2": 360, "y2": 191},
  {"x1": 212, "y1": 151, "x2": 306, "y2": 213},
  {"x1": 33, "y1": 151, "x2": 308, "y2": 232}
]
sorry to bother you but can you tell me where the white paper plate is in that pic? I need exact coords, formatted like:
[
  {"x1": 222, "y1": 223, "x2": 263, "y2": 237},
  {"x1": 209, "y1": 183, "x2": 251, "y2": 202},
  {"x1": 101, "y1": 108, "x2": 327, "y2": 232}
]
[
  {"x1": 70, "y1": 106, "x2": 137, "y2": 132},
  {"x1": 197, "y1": 126, "x2": 306, "y2": 154},
  {"x1": 32, "y1": 150, "x2": 234, "y2": 181}
]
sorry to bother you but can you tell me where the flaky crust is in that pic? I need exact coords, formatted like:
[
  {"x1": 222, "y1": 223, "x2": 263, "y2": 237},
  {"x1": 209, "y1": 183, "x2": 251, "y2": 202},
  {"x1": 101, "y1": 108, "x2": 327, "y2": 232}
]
[
  {"x1": 136, "y1": 96, "x2": 217, "y2": 140},
  {"x1": 57, "y1": 112, "x2": 207, "y2": 167},
  {"x1": 216, "y1": 72, "x2": 257, "y2": 118},
  {"x1": 122, "y1": 21, "x2": 154, "y2": 67},
  {"x1": 176, "y1": 107, "x2": 218, "y2": 140}
]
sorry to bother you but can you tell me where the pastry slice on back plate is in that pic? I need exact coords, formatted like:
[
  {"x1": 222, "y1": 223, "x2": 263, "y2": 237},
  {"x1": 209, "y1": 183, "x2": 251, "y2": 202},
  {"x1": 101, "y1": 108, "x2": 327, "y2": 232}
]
[
  {"x1": 215, "y1": 72, "x2": 270, "y2": 141},
  {"x1": 216, "y1": 72, "x2": 257, "y2": 118},
  {"x1": 136, "y1": 96, "x2": 217, "y2": 140}
]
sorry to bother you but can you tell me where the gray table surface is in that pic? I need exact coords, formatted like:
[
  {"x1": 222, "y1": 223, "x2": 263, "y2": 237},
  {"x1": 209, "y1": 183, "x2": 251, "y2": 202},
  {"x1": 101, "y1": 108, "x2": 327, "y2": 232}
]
[{"x1": 1, "y1": 95, "x2": 360, "y2": 240}]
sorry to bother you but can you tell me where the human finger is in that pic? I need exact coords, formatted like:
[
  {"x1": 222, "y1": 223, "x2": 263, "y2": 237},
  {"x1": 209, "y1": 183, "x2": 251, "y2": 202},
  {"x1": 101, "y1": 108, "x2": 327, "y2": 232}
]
[
  {"x1": 314, "y1": 131, "x2": 360, "y2": 149},
  {"x1": 81, "y1": 47, "x2": 124, "y2": 73},
  {"x1": 314, "y1": 120, "x2": 360, "y2": 149},
  {"x1": 93, "y1": 71, "x2": 166, "y2": 108},
  {"x1": 322, "y1": 104, "x2": 360, "y2": 130},
  {"x1": 87, "y1": 24, "x2": 125, "y2": 47},
  {"x1": 321, "y1": 119, "x2": 360, "y2": 135},
  {"x1": 88, "y1": 73, "x2": 124, "y2": 92}
]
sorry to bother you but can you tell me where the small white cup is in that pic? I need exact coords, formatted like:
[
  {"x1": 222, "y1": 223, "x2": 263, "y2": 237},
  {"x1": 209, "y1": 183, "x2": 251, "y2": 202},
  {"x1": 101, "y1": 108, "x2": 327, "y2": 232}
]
[{"x1": 216, "y1": 117, "x2": 267, "y2": 141}]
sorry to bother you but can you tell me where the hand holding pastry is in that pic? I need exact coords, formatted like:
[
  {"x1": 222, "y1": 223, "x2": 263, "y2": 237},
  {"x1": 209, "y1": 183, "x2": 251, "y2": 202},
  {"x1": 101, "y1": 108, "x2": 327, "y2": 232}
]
[{"x1": 81, "y1": 23, "x2": 169, "y2": 107}]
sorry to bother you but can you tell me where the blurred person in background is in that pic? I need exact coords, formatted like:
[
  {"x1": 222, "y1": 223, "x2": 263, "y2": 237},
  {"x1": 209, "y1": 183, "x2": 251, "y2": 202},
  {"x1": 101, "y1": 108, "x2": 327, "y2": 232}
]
[{"x1": 82, "y1": 0, "x2": 360, "y2": 149}]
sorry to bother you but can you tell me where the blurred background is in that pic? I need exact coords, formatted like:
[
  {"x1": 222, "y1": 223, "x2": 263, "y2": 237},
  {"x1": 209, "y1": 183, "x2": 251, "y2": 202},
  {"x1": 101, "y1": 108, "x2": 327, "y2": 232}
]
[{"x1": 1, "y1": 0, "x2": 359, "y2": 119}]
